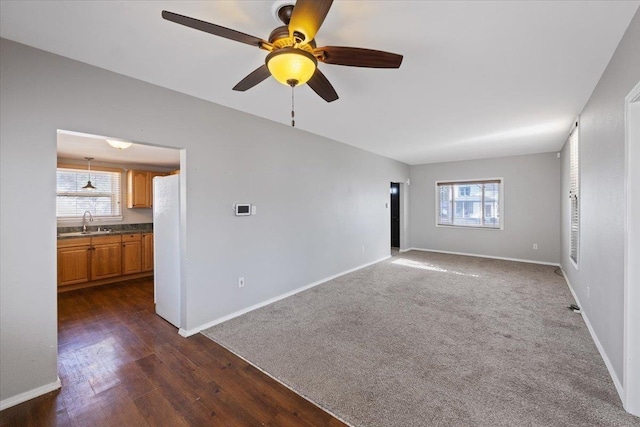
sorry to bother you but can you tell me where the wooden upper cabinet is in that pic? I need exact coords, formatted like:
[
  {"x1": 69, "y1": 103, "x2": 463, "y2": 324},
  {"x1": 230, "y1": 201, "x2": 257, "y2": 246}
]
[
  {"x1": 127, "y1": 170, "x2": 150, "y2": 208},
  {"x1": 148, "y1": 172, "x2": 167, "y2": 208},
  {"x1": 142, "y1": 233, "x2": 154, "y2": 272},
  {"x1": 127, "y1": 170, "x2": 168, "y2": 208}
]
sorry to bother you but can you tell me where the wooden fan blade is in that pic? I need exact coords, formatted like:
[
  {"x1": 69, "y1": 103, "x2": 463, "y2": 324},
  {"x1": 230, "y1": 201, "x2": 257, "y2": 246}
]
[
  {"x1": 162, "y1": 10, "x2": 270, "y2": 49},
  {"x1": 315, "y1": 46, "x2": 403, "y2": 68},
  {"x1": 232, "y1": 65, "x2": 271, "y2": 91},
  {"x1": 288, "y1": 0, "x2": 333, "y2": 45},
  {"x1": 307, "y1": 69, "x2": 338, "y2": 102}
]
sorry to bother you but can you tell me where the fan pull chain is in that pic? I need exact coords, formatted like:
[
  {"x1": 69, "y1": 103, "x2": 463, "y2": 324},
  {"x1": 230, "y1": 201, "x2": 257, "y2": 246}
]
[{"x1": 291, "y1": 84, "x2": 295, "y2": 127}]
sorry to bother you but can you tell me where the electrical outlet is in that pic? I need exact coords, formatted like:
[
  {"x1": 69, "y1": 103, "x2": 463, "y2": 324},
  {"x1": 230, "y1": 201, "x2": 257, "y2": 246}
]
[
  {"x1": 533, "y1": 244, "x2": 538, "y2": 250},
  {"x1": 238, "y1": 277, "x2": 245, "y2": 288}
]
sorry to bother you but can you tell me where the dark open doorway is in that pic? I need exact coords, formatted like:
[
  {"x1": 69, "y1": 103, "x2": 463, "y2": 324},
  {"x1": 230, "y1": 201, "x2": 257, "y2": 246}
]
[{"x1": 390, "y1": 183, "x2": 400, "y2": 248}]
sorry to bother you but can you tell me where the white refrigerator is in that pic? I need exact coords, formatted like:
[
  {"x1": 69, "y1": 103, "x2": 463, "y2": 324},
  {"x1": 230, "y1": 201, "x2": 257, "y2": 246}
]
[{"x1": 153, "y1": 174, "x2": 181, "y2": 328}]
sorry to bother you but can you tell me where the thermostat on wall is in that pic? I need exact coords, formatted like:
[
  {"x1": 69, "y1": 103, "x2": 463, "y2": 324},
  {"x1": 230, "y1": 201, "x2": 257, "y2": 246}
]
[{"x1": 234, "y1": 204, "x2": 251, "y2": 216}]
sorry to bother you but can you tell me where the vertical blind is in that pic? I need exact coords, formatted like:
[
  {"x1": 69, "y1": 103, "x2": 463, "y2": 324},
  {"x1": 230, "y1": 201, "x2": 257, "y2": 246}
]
[
  {"x1": 569, "y1": 122, "x2": 579, "y2": 264},
  {"x1": 437, "y1": 179, "x2": 502, "y2": 229},
  {"x1": 56, "y1": 166, "x2": 122, "y2": 218}
]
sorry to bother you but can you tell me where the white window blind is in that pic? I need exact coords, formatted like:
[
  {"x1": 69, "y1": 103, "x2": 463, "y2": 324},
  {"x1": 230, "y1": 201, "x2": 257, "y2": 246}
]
[
  {"x1": 436, "y1": 179, "x2": 502, "y2": 229},
  {"x1": 57, "y1": 166, "x2": 122, "y2": 219},
  {"x1": 569, "y1": 122, "x2": 579, "y2": 264}
]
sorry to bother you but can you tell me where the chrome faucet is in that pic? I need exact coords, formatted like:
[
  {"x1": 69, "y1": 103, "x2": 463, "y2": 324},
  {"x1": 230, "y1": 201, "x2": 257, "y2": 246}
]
[{"x1": 82, "y1": 211, "x2": 94, "y2": 233}]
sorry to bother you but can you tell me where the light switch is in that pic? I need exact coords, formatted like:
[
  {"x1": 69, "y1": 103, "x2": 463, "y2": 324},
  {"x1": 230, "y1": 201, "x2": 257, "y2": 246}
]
[{"x1": 251, "y1": 205, "x2": 257, "y2": 215}]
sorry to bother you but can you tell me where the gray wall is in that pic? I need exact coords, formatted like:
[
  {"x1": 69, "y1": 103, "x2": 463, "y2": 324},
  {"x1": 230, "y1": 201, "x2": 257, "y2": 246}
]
[
  {"x1": 560, "y1": 9, "x2": 640, "y2": 385},
  {"x1": 0, "y1": 39, "x2": 409, "y2": 403},
  {"x1": 409, "y1": 153, "x2": 561, "y2": 264}
]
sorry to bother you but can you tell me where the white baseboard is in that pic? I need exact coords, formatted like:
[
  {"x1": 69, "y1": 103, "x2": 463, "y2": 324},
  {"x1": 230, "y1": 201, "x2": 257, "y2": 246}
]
[
  {"x1": 0, "y1": 378, "x2": 61, "y2": 411},
  {"x1": 561, "y1": 269, "x2": 625, "y2": 401},
  {"x1": 179, "y1": 255, "x2": 392, "y2": 337},
  {"x1": 405, "y1": 247, "x2": 560, "y2": 266}
]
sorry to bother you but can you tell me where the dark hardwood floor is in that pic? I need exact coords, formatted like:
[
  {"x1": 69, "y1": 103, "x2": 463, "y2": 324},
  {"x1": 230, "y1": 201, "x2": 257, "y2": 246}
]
[{"x1": 0, "y1": 279, "x2": 346, "y2": 426}]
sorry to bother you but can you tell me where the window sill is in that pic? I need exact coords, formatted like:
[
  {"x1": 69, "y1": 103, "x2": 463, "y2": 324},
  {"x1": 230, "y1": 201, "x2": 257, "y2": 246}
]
[
  {"x1": 570, "y1": 258, "x2": 579, "y2": 271},
  {"x1": 436, "y1": 224, "x2": 503, "y2": 231}
]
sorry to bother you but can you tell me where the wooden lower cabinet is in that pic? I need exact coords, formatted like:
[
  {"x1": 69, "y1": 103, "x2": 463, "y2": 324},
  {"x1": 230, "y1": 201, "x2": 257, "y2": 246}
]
[
  {"x1": 57, "y1": 232, "x2": 154, "y2": 290},
  {"x1": 122, "y1": 234, "x2": 142, "y2": 275},
  {"x1": 90, "y1": 235, "x2": 122, "y2": 281},
  {"x1": 142, "y1": 233, "x2": 154, "y2": 272},
  {"x1": 57, "y1": 237, "x2": 91, "y2": 286}
]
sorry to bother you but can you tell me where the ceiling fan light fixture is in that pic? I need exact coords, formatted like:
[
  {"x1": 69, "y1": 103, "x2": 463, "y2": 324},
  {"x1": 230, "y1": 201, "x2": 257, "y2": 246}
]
[
  {"x1": 266, "y1": 48, "x2": 317, "y2": 86},
  {"x1": 106, "y1": 139, "x2": 133, "y2": 150}
]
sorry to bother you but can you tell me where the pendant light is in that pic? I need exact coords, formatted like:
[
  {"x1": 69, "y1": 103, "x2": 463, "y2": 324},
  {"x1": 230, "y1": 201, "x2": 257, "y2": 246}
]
[{"x1": 82, "y1": 157, "x2": 97, "y2": 190}]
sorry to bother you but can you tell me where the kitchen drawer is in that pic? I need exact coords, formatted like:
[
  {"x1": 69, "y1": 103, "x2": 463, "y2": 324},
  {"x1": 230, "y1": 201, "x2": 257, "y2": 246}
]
[
  {"x1": 91, "y1": 235, "x2": 122, "y2": 245},
  {"x1": 122, "y1": 233, "x2": 142, "y2": 242},
  {"x1": 57, "y1": 237, "x2": 91, "y2": 248}
]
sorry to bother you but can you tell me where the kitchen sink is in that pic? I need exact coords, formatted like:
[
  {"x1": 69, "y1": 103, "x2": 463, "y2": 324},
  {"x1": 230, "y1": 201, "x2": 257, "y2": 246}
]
[{"x1": 58, "y1": 230, "x2": 113, "y2": 237}]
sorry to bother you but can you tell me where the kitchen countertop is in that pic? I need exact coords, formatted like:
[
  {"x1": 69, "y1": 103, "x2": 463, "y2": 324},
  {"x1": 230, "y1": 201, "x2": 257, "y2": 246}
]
[{"x1": 57, "y1": 223, "x2": 153, "y2": 240}]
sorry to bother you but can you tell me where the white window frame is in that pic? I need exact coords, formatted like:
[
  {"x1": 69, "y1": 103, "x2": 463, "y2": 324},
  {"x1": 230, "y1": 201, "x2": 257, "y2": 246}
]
[
  {"x1": 56, "y1": 164, "x2": 124, "y2": 222},
  {"x1": 435, "y1": 178, "x2": 504, "y2": 230},
  {"x1": 569, "y1": 120, "x2": 580, "y2": 269}
]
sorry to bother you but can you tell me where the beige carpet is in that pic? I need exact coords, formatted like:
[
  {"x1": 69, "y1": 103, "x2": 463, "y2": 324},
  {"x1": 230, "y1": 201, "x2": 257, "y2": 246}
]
[{"x1": 203, "y1": 251, "x2": 640, "y2": 426}]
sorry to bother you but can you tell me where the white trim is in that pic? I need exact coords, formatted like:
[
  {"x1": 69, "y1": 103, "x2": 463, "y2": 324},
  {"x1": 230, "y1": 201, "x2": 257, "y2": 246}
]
[
  {"x1": 561, "y1": 269, "x2": 624, "y2": 400},
  {"x1": 623, "y1": 79, "x2": 640, "y2": 416},
  {"x1": 435, "y1": 224, "x2": 503, "y2": 231},
  {"x1": 405, "y1": 248, "x2": 560, "y2": 266},
  {"x1": 179, "y1": 255, "x2": 391, "y2": 337},
  {"x1": 0, "y1": 378, "x2": 61, "y2": 411}
]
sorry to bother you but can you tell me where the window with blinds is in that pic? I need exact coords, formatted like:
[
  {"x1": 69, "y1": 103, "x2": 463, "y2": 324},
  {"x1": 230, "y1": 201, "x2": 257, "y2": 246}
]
[
  {"x1": 436, "y1": 179, "x2": 503, "y2": 229},
  {"x1": 569, "y1": 122, "x2": 579, "y2": 265},
  {"x1": 56, "y1": 166, "x2": 122, "y2": 219}
]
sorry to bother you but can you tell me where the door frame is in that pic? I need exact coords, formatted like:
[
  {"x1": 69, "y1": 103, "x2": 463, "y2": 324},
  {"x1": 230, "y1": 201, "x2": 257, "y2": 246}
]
[
  {"x1": 624, "y1": 80, "x2": 640, "y2": 416},
  {"x1": 390, "y1": 182, "x2": 401, "y2": 248}
]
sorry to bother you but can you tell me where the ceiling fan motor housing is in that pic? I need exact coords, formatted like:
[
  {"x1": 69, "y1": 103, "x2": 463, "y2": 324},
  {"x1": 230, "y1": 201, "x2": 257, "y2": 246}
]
[{"x1": 269, "y1": 26, "x2": 316, "y2": 51}]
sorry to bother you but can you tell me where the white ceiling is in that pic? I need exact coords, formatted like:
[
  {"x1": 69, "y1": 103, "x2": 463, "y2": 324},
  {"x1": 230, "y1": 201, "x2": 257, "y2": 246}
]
[
  {"x1": 57, "y1": 131, "x2": 180, "y2": 169},
  {"x1": 2, "y1": 1, "x2": 638, "y2": 165}
]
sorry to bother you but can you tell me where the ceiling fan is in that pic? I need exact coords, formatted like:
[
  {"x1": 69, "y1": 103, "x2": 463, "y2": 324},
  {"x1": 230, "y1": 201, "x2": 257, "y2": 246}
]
[{"x1": 161, "y1": 0, "x2": 403, "y2": 104}]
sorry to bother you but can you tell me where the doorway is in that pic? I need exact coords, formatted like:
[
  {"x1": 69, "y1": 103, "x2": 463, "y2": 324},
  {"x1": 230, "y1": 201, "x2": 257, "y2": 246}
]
[
  {"x1": 55, "y1": 129, "x2": 182, "y2": 317},
  {"x1": 390, "y1": 183, "x2": 400, "y2": 251}
]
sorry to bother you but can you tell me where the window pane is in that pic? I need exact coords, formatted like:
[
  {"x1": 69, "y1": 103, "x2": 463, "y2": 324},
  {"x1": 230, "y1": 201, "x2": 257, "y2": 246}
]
[
  {"x1": 438, "y1": 185, "x2": 452, "y2": 224},
  {"x1": 437, "y1": 180, "x2": 502, "y2": 229},
  {"x1": 569, "y1": 125, "x2": 579, "y2": 264},
  {"x1": 484, "y1": 182, "x2": 500, "y2": 228},
  {"x1": 56, "y1": 168, "x2": 122, "y2": 218}
]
